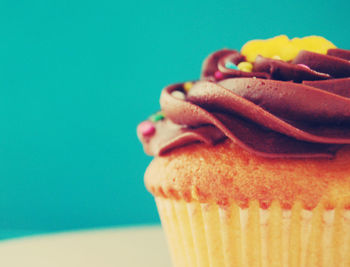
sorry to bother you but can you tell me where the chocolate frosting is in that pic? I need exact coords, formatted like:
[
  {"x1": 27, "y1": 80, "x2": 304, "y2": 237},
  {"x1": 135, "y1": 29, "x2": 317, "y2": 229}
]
[{"x1": 138, "y1": 47, "x2": 350, "y2": 158}]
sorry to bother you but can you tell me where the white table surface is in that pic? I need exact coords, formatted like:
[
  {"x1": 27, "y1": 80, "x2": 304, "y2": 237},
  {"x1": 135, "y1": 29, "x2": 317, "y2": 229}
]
[{"x1": 0, "y1": 226, "x2": 172, "y2": 267}]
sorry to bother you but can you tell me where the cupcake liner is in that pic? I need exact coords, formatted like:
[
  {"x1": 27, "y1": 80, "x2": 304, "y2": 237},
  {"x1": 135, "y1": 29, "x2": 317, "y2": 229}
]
[{"x1": 155, "y1": 197, "x2": 350, "y2": 267}]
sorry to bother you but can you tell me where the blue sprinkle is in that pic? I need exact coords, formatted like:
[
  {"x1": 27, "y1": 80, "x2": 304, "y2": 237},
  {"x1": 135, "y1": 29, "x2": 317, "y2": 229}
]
[{"x1": 225, "y1": 62, "x2": 239, "y2": 70}]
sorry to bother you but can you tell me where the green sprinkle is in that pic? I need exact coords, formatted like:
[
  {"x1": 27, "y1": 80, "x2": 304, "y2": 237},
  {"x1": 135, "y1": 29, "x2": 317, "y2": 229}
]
[
  {"x1": 149, "y1": 112, "x2": 165, "y2": 122},
  {"x1": 225, "y1": 61, "x2": 239, "y2": 70}
]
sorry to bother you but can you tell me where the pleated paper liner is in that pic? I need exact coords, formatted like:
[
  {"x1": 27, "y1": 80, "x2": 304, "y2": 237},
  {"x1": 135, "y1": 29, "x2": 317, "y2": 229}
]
[{"x1": 155, "y1": 197, "x2": 350, "y2": 267}]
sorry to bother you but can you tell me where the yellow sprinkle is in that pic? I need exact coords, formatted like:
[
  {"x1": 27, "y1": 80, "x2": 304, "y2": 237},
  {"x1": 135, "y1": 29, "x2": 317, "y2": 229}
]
[
  {"x1": 237, "y1": 62, "x2": 253, "y2": 72},
  {"x1": 272, "y1": 55, "x2": 282, "y2": 60},
  {"x1": 183, "y1": 82, "x2": 193, "y2": 92}
]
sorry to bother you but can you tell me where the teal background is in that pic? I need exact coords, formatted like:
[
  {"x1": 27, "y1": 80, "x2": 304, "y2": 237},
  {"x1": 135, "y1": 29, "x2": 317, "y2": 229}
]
[{"x1": 0, "y1": 0, "x2": 349, "y2": 239}]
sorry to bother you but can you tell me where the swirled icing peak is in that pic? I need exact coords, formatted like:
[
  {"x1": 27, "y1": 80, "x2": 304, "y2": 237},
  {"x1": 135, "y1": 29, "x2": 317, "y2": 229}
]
[{"x1": 137, "y1": 36, "x2": 350, "y2": 158}]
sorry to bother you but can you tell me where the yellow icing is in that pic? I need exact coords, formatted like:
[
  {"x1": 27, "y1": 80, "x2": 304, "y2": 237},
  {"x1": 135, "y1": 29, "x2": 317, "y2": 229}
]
[{"x1": 241, "y1": 35, "x2": 336, "y2": 62}]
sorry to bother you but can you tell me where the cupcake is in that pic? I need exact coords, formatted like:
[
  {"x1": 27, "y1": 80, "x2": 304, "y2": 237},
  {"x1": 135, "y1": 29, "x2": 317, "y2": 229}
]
[{"x1": 137, "y1": 35, "x2": 350, "y2": 267}]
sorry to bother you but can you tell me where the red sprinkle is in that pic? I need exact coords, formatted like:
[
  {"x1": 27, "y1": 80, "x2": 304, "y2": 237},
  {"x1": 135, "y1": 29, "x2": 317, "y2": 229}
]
[
  {"x1": 138, "y1": 121, "x2": 155, "y2": 137},
  {"x1": 214, "y1": 70, "x2": 224, "y2": 80}
]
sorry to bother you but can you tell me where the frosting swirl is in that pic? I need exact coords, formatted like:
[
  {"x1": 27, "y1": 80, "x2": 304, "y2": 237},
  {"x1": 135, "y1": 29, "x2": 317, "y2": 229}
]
[{"x1": 137, "y1": 37, "x2": 350, "y2": 158}]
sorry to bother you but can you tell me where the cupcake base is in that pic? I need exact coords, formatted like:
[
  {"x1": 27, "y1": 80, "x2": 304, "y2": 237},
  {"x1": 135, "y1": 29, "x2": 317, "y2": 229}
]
[{"x1": 156, "y1": 197, "x2": 350, "y2": 267}]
